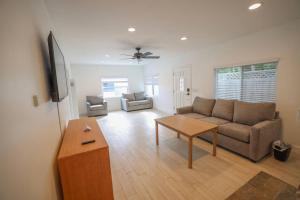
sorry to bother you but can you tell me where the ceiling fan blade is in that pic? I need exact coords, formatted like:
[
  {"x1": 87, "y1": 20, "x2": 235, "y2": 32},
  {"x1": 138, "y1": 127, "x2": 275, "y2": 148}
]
[
  {"x1": 143, "y1": 56, "x2": 160, "y2": 59},
  {"x1": 143, "y1": 52, "x2": 153, "y2": 56}
]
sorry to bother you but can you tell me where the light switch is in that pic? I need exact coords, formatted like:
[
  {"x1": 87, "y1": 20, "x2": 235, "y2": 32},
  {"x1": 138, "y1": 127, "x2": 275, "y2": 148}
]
[{"x1": 33, "y1": 95, "x2": 39, "y2": 107}]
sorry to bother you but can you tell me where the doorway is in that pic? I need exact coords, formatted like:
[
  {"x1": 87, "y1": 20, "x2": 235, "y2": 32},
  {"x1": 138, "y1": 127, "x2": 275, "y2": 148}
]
[{"x1": 173, "y1": 67, "x2": 192, "y2": 112}]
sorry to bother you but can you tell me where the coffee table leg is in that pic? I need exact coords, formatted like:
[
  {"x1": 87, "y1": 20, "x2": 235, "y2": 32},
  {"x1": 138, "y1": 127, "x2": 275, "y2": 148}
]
[
  {"x1": 188, "y1": 137, "x2": 193, "y2": 169},
  {"x1": 155, "y1": 121, "x2": 159, "y2": 146},
  {"x1": 213, "y1": 129, "x2": 218, "y2": 156},
  {"x1": 177, "y1": 132, "x2": 180, "y2": 138}
]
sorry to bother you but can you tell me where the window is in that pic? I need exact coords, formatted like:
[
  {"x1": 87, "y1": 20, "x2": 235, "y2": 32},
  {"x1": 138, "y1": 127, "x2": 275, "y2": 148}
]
[
  {"x1": 179, "y1": 77, "x2": 184, "y2": 92},
  {"x1": 215, "y1": 61, "x2": 278, "y2": 103},
  {"x1": 101, "y1": 78, "x2": 128, "y2": 98},
  {"x1": 145, "y1": 75, "x2": 159, "y2": 97}
]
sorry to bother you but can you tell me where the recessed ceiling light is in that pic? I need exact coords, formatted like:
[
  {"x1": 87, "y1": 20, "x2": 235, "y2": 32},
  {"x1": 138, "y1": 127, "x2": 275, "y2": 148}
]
[
  {"x1": 180, "y1": 36, "x2": 188, "y2": 41},
  {"x1": 128, "y1": 27, "x2": 136, "y2": 32},
  {"x1": 105, "y1": 54, "x2": 110, "y2": 58},
  {"x1": 248, "y1": 2, "x2": 262, "y2": 10}
]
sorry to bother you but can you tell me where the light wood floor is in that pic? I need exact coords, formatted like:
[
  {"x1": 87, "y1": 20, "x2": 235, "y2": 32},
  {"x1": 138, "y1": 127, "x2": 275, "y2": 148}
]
[{"x1": 97, "y1": 109, "x2": 300, "y2": 200}]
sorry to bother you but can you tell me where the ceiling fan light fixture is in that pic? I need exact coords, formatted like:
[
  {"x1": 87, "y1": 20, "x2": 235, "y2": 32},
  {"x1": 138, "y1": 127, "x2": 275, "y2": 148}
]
[
  {"x1": 180, "y1": 36, "x2": 188, "y2": 41},
  {"x1": 248, "y1": 2, "x2": 263, "y2": 10},
  {"x1": 121, "y1": 47, "x2": 160, "y2": 62},
  {"x1": 128, "y1": 27, "x2": 136, "y2": 32}
]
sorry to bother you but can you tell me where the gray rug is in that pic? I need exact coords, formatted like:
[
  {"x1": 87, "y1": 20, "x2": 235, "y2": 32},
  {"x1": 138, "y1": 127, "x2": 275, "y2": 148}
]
[{"x1": 226, "y1": 171, "x2": 297, "y2": 200}]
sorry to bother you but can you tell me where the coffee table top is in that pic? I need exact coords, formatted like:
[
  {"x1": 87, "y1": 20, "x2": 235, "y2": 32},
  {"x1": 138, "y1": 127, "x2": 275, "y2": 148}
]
[{"x1": 155, "y1": 115, "x2": 218, "y2": 137}]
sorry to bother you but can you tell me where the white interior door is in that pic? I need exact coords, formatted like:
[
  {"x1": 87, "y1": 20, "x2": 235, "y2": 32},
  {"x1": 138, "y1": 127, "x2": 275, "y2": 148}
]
[{"x1": 173, "y1": 68, "x2": 192, "y2": 112}]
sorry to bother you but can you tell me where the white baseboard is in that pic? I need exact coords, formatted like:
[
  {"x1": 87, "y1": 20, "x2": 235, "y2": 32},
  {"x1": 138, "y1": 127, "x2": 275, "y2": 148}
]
[{"x1": 153, "y1": 107, "x2": 173, "y2": 115}]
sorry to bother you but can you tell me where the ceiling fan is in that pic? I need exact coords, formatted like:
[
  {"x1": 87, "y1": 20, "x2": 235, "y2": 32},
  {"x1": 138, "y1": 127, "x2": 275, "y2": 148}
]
[{"x1": 122, "y1": 47, "x2": 160, "y2": 62}]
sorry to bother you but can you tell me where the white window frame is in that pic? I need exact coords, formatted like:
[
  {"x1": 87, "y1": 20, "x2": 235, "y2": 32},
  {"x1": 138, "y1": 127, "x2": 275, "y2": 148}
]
[{"x1": 144, "y1": 75, "x2": 159, "y2": 97}]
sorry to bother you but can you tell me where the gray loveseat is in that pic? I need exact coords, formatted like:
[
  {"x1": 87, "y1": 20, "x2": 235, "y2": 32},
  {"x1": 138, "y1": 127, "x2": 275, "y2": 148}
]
[
  {"x1": 177, "y1": 97, "x2": 281, "y2": 162},
  {"x1": 121, "y1": 92, "x2": 153, "y2": 112}
]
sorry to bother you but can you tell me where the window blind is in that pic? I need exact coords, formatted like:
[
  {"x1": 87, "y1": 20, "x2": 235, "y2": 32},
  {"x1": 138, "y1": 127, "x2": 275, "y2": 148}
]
[
  {"x1": 144, "y1": 75, "x2": 159, "y2": 97},
  {"x1": 215, "y1": 62, "x2": 278, "y2": 103},
  {"x1": 101, "y1": 78, "x2": 128, "y2": 98},
  {"x1": 215, "y1": 67, "x2": 241, "y2": 100}
]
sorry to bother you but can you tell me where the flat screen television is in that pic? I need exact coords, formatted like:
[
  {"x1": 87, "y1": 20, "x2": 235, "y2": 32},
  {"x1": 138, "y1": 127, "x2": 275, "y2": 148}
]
[{"x1": 48, "y1": 31, "x2": 68, "y2": 102}]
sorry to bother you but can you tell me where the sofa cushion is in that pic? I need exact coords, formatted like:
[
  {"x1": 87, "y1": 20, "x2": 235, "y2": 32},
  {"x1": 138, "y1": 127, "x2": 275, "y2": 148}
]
[
  {"x1": 218, "y1": 123, "x2": 251, "y2": 143},
  {"x1": 89, "y1": 104, "x2": 105, "y2": 111},
  {"x1": 122, "y1": 93, "x2": 135, "y2": 101},
  {"x1": 233, "y1": 101, "x2": 276, "y2": 126},
  {"x1": 181, "y1": 113, "x2": 207, "y2": 119},
  {"x1": 200, "y1": 117, "x2": 230, "y2": 125},
  {"x1": 134, "y1": 92, "x2": 145, "y2": 101},
  {"x1": 212, "y1": 99, "x2": 234, "y2": 121},
  {"x1": 128, "y1": 100, "x2": 151, "y2": 106},
  {"x1": 192, "y1": 97, "x2": 215, "y2": 116},
  {"x1": 87, "y1": 96, "x2": 103, "y2": 105}
]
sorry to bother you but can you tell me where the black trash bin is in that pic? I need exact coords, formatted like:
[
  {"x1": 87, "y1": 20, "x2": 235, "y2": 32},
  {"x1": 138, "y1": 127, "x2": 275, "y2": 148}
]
[{"x1": 272, "y1": 140, "x2": 291, "y2": 162}]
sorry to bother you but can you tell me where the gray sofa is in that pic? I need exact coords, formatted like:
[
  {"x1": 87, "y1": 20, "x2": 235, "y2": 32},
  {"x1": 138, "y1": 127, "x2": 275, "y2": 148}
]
[
  {"x1": 121, "y1": 92, "x2": 153, "y2": 112},
  {"x1": 176, "y1": 97, "x2": 281, "y2": 162},
  {"x1": 86, "y1": 96, "x2": 108, "y2": 116}
]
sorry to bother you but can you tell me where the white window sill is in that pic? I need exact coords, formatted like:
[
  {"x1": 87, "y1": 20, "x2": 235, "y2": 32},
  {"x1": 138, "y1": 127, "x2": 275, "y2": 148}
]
[{"x1": 103, "y1": 96, "x2": 122, "y2": 100}]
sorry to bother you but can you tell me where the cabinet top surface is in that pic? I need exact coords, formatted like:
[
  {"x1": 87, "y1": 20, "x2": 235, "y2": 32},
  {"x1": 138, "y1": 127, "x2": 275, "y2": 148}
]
[{"x1": 58, "y1": 117, "x2": 108, "y2": 159}]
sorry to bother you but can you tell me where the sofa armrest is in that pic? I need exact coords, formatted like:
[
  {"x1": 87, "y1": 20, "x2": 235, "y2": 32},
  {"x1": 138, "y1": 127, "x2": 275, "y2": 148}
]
[
  {"x1": 176, "y1": 106, "x2": 193, "y2": 114},
  {"x1": 86, "y1": 102, "x2": 92, "y2": 113},
  {"x1": 103, "y1": 101, "x2": 108, "y2": 109},
  {"x1": 249, "y1": 119, "x2": 282, "y2": 161},
  {"x1": 121, "y1": 98, "x2": 129, "y2": 111},
  {"x1": 145, "y1": 96, "x2": 153, "y2": 101},
  {"x1": 145, "y1": 97, "x2": 153, "y2": 108}
]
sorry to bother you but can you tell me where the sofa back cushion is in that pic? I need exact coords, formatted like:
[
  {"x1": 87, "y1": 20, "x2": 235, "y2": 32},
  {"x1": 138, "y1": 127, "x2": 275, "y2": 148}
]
[
  {"x1": 233, "y1": 101, "x2": 276, "y2": 126},
  {"x1": 192, "y1": 97, "x2": 215, "y2": 116},
  {"x1": 87, "y1": 96, "x2": 103, "y2": 105},
  {"x1": 122, "y1": 93, "x2": 135, "y2": 101},
  {"x1": 134, "y1": 92, "x2": 145, "y2": 101},
  {"x1": 212, "y1": 99, "x2": 234, "y2": 121}
]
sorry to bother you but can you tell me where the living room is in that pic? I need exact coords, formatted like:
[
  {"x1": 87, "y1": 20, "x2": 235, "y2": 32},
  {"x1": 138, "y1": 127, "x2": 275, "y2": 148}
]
[{"x1": 0, "y1": 0, "x2": 300, "y2": 200}]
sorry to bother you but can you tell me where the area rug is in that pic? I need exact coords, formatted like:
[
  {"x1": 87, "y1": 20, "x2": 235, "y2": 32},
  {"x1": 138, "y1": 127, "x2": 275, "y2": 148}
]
[{"x1": 226, "y1": 171, "x2": 297, "y2": 200}]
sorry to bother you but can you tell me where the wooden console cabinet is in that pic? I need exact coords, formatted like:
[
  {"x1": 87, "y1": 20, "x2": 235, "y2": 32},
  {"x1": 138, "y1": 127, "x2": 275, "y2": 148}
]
[{"x1": 57, "y1": 118, "x2": 114, "y2": 200}]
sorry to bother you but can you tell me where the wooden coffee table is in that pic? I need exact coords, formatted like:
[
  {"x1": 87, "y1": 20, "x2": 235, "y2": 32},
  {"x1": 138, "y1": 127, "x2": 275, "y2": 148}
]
[{"x1": 155, "y1": 115, "x2": 218, "y2": 169}]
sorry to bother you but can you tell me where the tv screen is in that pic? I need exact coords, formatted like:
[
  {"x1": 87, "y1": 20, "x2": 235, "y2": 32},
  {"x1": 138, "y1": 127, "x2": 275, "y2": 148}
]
[{"x1": 48, "y1": 31, "x2": 68, "y2": 102}]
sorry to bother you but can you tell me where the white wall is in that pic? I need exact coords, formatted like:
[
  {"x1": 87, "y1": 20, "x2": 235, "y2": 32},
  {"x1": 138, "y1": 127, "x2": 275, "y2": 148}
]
[
  {"x1": 71, "y1": 64, "x2": 144, "y2": 115},
  {"x1": 0, "y1": 0, "x2": 71, "y2": 199},
  {"x1": 144, "y1": 19, "x2": 300, "y2": 146}
]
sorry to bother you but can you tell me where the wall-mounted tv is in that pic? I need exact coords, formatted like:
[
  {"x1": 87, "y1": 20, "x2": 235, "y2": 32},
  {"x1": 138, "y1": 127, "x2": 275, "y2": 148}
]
[{"x1": 48, "y1": 31, "x2": 68, "y2": 102}]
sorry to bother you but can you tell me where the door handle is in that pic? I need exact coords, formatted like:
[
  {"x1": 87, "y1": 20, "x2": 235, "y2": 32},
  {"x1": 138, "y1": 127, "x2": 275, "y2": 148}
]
[{"x1": 186, "y1": 88, "x2": 190, "y2": 95}]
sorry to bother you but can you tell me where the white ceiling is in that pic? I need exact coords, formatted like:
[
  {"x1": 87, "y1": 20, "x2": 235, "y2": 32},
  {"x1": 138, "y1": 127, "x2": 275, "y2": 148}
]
[{"x1": 45, "y1": 0, "x2": 300, "y2": 65}]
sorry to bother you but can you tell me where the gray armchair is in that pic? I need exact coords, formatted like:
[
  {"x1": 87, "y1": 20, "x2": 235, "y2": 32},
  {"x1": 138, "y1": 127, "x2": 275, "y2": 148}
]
[{"x1": 86, "y1": 96, "x2": 108, "y2": 117}]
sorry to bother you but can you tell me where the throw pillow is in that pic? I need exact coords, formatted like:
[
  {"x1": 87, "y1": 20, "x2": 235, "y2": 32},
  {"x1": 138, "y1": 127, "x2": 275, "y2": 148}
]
[
  {"x1": 134, "y1": 92, "x2": 145, "y2": 101},
  {"x1": 122, "y1": 93, "x2": 135, "y2": 101},
  {"x1": 192, "y1": 97, "x2": 215, "y2": 116},
  {"x1": 212, "y1": 99, "x2": 234, "y2": 121},
  {"x1": 233, "y1": 101, "x2": 276, "y2": 126}
]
